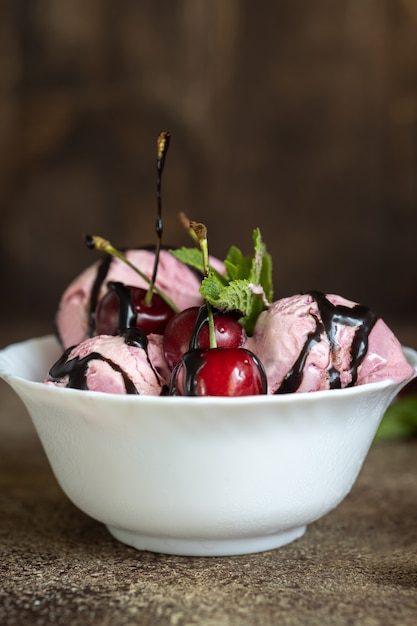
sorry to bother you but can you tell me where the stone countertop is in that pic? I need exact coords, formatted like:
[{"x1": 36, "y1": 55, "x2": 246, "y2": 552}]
[{"x1": 1, "y1": 327, "x2": 417, "y2": 625}]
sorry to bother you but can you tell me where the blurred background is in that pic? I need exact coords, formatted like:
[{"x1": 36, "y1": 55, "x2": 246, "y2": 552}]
[{"x1": 1, "y1": 0, "x2": 416, "y2": 337}]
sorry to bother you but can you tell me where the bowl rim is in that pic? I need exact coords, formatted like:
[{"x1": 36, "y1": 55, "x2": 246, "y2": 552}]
[{"x1": 1, "y1": 334, "x2": 416, "y2": 407}]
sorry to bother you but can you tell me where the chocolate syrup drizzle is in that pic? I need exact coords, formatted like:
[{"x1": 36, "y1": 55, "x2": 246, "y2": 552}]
[
  {"x1": 275, "y1": 291, "x2": 379, "y2": 394},
  {"x1": 189, "y1": 305, "x2": 211, "y2": 349},
  {"x1": 106, "y1": 281, "x2": 137, "y2": 332},
  {"x1": 48, "y1": 328, "x2": 161, "y2": 394},
  {"x1": 88, "y1": 255, "x2": 113, "y2": 337},
  {"x1": 169, "y1": 347, "x2": 267, "y2": 396},
  {"x1": 83, "y1": 246, "x2": 203, "y2": 340},
  {"x1": 169, "y1": 305, "x2": 267, "y2": 396},
  {"x1": 169, "y1": 305, "x2": 207, "y2": 395}
]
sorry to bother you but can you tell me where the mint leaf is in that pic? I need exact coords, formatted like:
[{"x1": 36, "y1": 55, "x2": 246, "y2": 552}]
[
  {"x1": 224, "y1": 246, "x2": 252, "y2": 281},
  {"x1": 199, "y1": 271, "x2": 225, "y2": 302},
  {"x1": 170, "y1": 228, "x2": 273, "y2": 335},
  {"x1": 171, "y1": 246, "x2": 203, "y2": 271},
  {"x1": 259, "y1": 249, "x2": 274, "y2": 303},
  {"x1": 222, "y1": 229, "x2": 272, "y2": 295},
  {"x1": 249, "y1": 228, "x2": 273, "y2": 302},
  {"x1": 200, "y1": 277, "x2": 266, "y2": 335},
  {"x1": 170, "y1": 247, "x2": 226, "y2": 283}
]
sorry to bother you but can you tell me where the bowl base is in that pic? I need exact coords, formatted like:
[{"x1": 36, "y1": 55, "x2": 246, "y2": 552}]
[{"x1": 106, "y1": 524, "x2": 307, "y2": 557}]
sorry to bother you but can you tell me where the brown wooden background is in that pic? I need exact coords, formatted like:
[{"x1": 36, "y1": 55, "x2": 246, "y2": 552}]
[{"x1": 1, "y1": 0, "x2": 416, "y2": 328}]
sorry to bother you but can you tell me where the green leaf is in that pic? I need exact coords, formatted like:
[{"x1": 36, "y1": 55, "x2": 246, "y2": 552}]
[
  {"x1": 250, "y1": 228, "x2": 273, "y2": 302},
  {"x1": 170, "y1": 247, "x2": 226, "y2": 283},
  {"x1": 200, "y1": 277, "x2": 267, "y2": 335},
  {"x1": 170, "y1": 247, "x2": 204, "y2": 272},
  {"x1": 374, "y1": 395, "x2": 417, "y2": 441},
  {"x1": 199, "y1": 272, "x2": 225, "y2": 302},
  {"x1": 260, "y1": 249, "x2": 274, "y2": 303},
  {"x1": 170, "y1": 228, "x2": 273, "y2": 334},
  {"x1": 224, "y1": 245, "x2": 252, "y2": 282}
]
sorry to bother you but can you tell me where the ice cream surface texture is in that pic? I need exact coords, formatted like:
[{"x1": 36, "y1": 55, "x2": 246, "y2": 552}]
[
  {"x1": 245, "y1": 291, "x2": 414, "y2": 394},
  {"x1": 55, "y1": 249, "x2": 223, "y2": 349},
  {"x1": 45, "y1": 329, "x2": 170, "y2": 395}
]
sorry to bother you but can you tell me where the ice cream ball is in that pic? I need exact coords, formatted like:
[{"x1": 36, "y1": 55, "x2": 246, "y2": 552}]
[
  {"x1": 245, "y1": 292, "x2": 414, "y2": 394},
  {"x1": 55, "y1": 248, "x2": 224, "y2": 349},
  {"x1": 45, "y1": 328, "x2": 170, "y2": 395}
]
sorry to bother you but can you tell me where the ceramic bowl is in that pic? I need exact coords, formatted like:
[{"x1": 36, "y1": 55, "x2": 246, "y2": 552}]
[{"x1": 1, "y1": 334, "x2": 416, "y2": 557}]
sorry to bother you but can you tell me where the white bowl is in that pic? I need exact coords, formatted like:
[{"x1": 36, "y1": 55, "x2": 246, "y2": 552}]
[{"x1": 1, "y1": 335, "x2": 416, "y2": 557}]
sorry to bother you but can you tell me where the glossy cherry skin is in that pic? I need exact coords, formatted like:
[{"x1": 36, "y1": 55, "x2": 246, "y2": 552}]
[
  {"x1": 170, "y1": 347, "x2": 267, "y2": 396},
  {"x1": 163, "y1": 307, "x2": 199, "y2": 369},
  {"x1": 95, "y1": 283, "x2": 175, "y2": 336},
  {"x1": 163, "y1": 307, "x2": 247, "y2": 370}
]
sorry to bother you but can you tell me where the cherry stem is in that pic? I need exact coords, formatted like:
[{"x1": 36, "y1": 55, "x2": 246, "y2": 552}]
[
  {"x1": 85, "y1": 235, "x2": 179, "y2": 313},
  {"x1": 182, "y1": 216, "x2": 217, "y2": 349},
  {"x1": 145, "y1": 131, "x2": 171, "y2": 306},
  {"x1": 179, "y1": 211, "x2": 200, "y2": 246}
]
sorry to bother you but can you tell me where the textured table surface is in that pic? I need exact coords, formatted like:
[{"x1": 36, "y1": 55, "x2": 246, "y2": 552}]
[{"x1": 1, "y1": 327, "x2": 417, "y2": 626}]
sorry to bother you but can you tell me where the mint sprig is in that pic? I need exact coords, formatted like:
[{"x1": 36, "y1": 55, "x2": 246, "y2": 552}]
[{"x1": 170, "y1": 228, "x2": 273, "y2": 335}]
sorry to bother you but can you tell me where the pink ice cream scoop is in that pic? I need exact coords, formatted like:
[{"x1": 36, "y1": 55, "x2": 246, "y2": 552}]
[
  {"x1": 55, "y1": 249, "x2": 224, "y2": 349},
  {"x1": 45, "y1": 328, "x2": 170, "y2": 395},
  {"x1": 245, "y1": 291, "x2": 414, "y2": 394}
]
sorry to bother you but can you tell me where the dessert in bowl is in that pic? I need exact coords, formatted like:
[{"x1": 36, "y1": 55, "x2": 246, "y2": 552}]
[
  {"x1": 2, "y1": 132, "x2": 416, "y2": 556},
  {"x1": 1, "y1": 335, "x2": 415, "y2": 556}
]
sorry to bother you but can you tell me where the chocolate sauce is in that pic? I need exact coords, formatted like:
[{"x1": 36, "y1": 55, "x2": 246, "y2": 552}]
[
  {"x1": 277, "y1": 316, "x2": 324, "y2": 394},
  {"x1": 169, "y1": 348, "x2": 267, "y2": 396},
  {"x1": 151, "y1": 131, "x2": 170, "y2": 288},
  {"x1": 170, "y1": 305, "x2": 267, "y2": 395},
  {"x1": 169, "y1": 350, "x2": 205, "y2": 396},
  {"x1": 107, "y1": 281, "x2": 137, "y2": 332},
  {"x1": 88, "y1": 254, "x2": 113, "y2": 337},
  {"x1": 188, "y1": 305, "x2": 210, "y2": 349},
  {"x1": 168, "y1": 306, "x2": 209, "y2": 395},
  {"x1": 48, "y1": 328, "x2": 161, "y2": 394},
  {"x1": 83, "y1": 245, "x2": 201, "y2": 339},
  {"x1": 276, "y1": 291, "x2": 379, "y2": 394},
  {"x1": 87, "y1": 249, "x2": 148, "y2": 338}
]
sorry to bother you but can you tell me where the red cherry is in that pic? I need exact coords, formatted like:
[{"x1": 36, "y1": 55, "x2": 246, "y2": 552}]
[
  {"x1": 163, "y1": 307, "x2": 200, "y2": 369},
  {"x1": 95, "y1": 282, "x2": 175, "y2": 336},
  {"x1": 198, "y1": 313, "x2": 246, "y2": 350},
  {"x1": 163, "y1": 307, "x2": 247, "y2": 370},
  {"x1": 171, "y1": 347, "x2": 267, "y2": 396}
]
